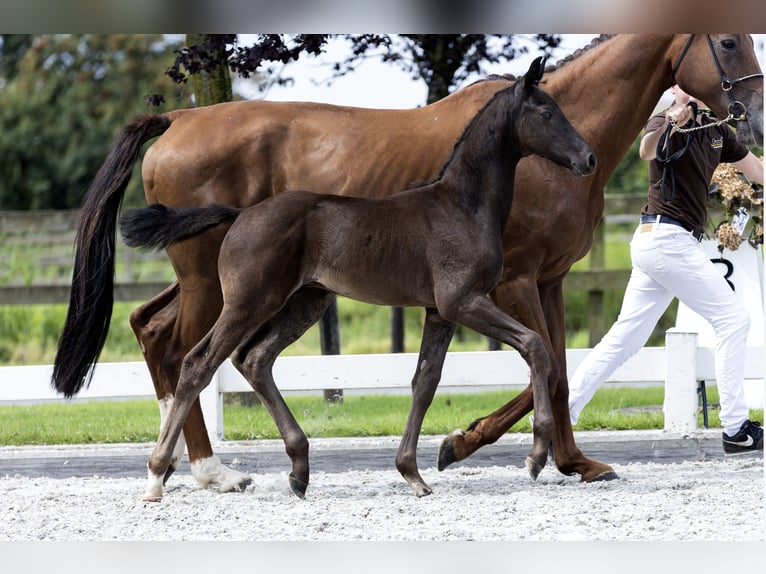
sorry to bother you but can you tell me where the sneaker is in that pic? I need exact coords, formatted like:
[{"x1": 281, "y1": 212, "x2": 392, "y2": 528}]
[{"x1": 722, "y1": 420, "x2": 763, "y2": 454}]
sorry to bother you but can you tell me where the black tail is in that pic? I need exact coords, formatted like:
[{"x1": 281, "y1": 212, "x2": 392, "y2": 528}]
[
  {"x1": 119, "y1": 204, "x2": 240, "y2": 250},
  {"x1": 52, "y1": 114, "x2": 172, "y2": 398}
]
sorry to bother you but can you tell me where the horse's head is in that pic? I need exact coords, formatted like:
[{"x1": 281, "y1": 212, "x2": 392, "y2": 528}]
[
  {"x1": 671, "y1": 34, "x2": 763, "y2": 146},
  {"x1": 514, "y1": 56, "x2": 597, "y2": 177}
]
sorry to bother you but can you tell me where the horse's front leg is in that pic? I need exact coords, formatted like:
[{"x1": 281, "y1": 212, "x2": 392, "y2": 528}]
[
  {"x1": 540, "y1": 280, "x2": 618, "y2": 482},
  {"x1": 396, "y1": 309, "x2": 456, "y2": 497}
]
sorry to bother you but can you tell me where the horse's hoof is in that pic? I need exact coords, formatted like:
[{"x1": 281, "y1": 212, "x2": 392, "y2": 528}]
[
  {"x1": 142, "y1": 495, "x2": 163, "y2": 503},
  {"x1": 220, "y1": 475, "x2": 253, "y2": 493},
  {"x1": 587, "y1": 470, "x2": 620, "y2": 482},
  {"x1": 289, "y1": 474, "x2": 308, "y2": 499},
  {"x1": 437, "y1": 430, "x2": 463, "y2": 471},
  {"x1": 526, "y1": 456, "x2": 543, "y2": 481}
]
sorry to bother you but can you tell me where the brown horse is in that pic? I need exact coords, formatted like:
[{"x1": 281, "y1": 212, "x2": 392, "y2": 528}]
[
  {"x1": 53, "y1": 35, "x2": 764, "y2": 493},
  {"x1": 119, "y1": 57, "x2": 596, "y2": 500}
]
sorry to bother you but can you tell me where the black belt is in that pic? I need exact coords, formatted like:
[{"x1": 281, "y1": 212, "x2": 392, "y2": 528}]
[{"x1": 640, "y1": 214, "x2": 703, "y2": 241}]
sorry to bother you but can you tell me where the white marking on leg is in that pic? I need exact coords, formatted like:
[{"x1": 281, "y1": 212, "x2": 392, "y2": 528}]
[
  {"x1": 190, "y1": 456, "x2": 253, "y2": 493},
  {"x1": 143, "y1": 468, "x2": 165, "y2": 502},
  {"x1": 158, "y1": 395, "x2": 186, "y2": 471}
]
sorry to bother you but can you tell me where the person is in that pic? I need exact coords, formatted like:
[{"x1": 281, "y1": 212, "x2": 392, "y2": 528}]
[{"x1": 567, "y1": 85, "x2": 763, "y2": 453}]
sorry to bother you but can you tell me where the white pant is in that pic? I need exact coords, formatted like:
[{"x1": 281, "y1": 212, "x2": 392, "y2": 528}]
[{"x1": 568, "y1": 222, "x2": 751, "y2": 435}]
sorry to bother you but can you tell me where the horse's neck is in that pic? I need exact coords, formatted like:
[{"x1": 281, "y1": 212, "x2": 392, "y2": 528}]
[{"x1": 548, "y1": 35, "x2": 674, "y2": 185}]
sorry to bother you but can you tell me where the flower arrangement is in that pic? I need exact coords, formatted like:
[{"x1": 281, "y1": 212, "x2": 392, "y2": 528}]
[{"x1": 707, "y1": 162, "x2": 763, "y2": 251}]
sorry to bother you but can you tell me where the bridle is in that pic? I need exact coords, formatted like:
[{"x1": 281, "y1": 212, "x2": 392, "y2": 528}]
[
  {"x1": 658, "y1": 34, "x2": 763, "y2": 202},
  {"x1": 671, "y1": 34, "x2": 763, "y2": 123}
]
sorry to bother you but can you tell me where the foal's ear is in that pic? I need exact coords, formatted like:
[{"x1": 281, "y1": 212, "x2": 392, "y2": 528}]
[{"x1": 523, "y1": 56, "x2": 547, "y2": 91}]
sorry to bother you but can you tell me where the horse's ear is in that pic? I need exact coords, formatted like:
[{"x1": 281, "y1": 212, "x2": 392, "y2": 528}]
[{"x1": 524, "y1": 56, "x2": 546, "y2": 92}]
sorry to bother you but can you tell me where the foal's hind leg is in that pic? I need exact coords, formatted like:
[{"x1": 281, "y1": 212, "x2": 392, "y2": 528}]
[
  {"x1": 231, "y1": 287, "x2": 336, "y2": 499},
  {"x1": 144, "y1": 303, "x2": 260, "y2": 501},
  {"x1": 396, "y1": 309, "x2": 456, "y2": 497},
  {"x1": 131, "y1": 281, "x2": 252, "y2": 493},
  {"x1": 438, "y1": 295, "x2": 553, "y2": 479}
]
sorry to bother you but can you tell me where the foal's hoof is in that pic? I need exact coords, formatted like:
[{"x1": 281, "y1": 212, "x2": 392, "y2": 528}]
[
  {"x1": 437, "y1": 430, "x2": 463, "y2": 471},
  {"x1": 525, "y1": 456, "x2": 543, "y2": 481},
  {"x1": 289, "y1": 474, "x2": 308, "y2": 499}
]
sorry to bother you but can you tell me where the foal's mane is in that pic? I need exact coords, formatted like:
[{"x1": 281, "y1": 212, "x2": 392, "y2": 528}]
[{"x1": 435, "y1": 82, "x2": 517, "y2": 181}]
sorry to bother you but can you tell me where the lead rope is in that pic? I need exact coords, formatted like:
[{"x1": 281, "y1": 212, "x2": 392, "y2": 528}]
[{"x1": 656, "y1": 101, "x2": 699, "y2": 202}]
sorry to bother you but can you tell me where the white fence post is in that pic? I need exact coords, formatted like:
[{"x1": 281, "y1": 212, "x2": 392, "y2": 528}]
[
  {"x1": 199, "y1": 369, "x2": 224, "y2": 444},
  {"x1": 664, "y1": 329, "x2": 699, "y2": 433}
]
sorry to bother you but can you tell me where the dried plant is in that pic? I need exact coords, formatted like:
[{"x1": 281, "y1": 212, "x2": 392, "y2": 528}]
[{"x1": 707, "y1": 162, "x2": 763, "y2": 251}]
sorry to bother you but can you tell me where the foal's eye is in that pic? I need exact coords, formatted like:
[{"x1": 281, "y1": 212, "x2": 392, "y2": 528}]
[
  {"x1": 541, "y1": 110, "x2": 552, "y2": 120},
  {"x1": 720, "y1": 38, "x2": 736, "y2": 50}
]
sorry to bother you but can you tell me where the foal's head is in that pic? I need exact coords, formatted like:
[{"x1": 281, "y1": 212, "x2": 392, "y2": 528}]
[{"x1": 513, "y1": 57, "x2": 597, "y2": 177}]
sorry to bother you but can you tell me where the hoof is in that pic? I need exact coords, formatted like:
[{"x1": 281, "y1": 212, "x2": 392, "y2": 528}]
[
  {"x1": 289, "y1": 474, "x2": 308, "y2": 499},
  {"x1": 414, "y1": 486, "x2": 433, "y2": 498},
  {"x1": 220, "y1": 475, "x2": 253, "y2": 493},
  {"x1": 587, "y1": 470, "x2": 620, "y2": 482},
  {"x1": 525, "y1": 456, "x2": 543, "y2": 481},
  {"x1": 437, "y1": 430, "x2": 463, "y2": 471},
  {"x1": 142, "y1": 494, "x2": 163, "y2": 503}
]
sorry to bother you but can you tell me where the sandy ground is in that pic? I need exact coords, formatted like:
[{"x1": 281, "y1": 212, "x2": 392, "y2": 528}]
[{"x1": 1, "y1": 455, "x2": 762, "y2": 542}]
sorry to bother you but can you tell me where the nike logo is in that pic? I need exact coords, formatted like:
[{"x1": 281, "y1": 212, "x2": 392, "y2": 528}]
[{"x1": 724, "y1": 436, "x2": 754, "y2": 447}]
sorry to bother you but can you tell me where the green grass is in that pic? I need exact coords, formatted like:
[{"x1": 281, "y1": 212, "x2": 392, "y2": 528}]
[{"x1": 0, "y1": 387, "x2": 760, "y2": 446}]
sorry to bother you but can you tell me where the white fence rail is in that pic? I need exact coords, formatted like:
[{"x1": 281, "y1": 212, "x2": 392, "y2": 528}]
[{"x1": 1, "y1": 330, "x2": 762, "y2": 443}]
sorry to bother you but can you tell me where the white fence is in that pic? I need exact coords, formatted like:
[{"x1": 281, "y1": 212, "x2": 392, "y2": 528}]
[{"x1": 0, "y1": 330, "x2": 762, "y2": 443}]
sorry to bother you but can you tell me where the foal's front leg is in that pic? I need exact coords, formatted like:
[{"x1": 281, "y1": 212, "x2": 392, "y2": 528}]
[
  {"x1": 438, "y1": 294, "x2": 553, "y2": 479},
  {"x1": 396, "y1": 309, "x2": 456, "y2": 497}
]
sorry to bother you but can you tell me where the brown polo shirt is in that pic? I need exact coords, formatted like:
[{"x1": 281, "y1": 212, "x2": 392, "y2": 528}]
[{"x1": 641, "y1": 109, "x2": 749, "y2": 238}]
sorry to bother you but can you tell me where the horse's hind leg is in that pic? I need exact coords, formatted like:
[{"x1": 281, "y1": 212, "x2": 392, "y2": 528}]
[
  {"x1": 231, "y1": 286, "x2": 336, "y2": 499},
  {"x1": 396, "y1": 309, "x2": 455, "y2": 497}
]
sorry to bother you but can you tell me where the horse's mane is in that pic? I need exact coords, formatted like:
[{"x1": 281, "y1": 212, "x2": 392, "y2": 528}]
[
  {"x1": 466, "y1": 34, "x2": 616, "y2": 88},
  {"x1": 545, "y1": 34, "x2": 616, "y2": 73}
]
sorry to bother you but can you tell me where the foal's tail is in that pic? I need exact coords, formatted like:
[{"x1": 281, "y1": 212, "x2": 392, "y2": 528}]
[
  {"x1": 119, "y1": 204, "x2": 240, "y2": 250},
  {"x1": 52, "y1": 114, "x2": 172, "y2": 398}
]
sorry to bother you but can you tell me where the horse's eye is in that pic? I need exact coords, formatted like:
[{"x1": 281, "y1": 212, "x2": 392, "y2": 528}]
[
  {"x1": 721, "y1": 38, "x2": 736, "y2": 50},
  {"x1": 542, "y1": 110, "x2": 552, "y2": 120}
]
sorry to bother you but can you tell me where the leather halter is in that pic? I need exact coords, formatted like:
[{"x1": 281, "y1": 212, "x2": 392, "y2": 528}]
[{"x1": 671, "y1": 34, "x2": 763, "y2": 121}]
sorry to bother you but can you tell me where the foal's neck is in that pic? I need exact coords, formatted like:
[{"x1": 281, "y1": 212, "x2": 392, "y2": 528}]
[{"x1": 438, "y1": 90, "x2": 522, "y2": 228}]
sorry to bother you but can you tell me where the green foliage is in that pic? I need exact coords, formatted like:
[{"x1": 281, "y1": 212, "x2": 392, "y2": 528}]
[{"x1": 0, "y1": 34, "x2": 192, "y2": 210}]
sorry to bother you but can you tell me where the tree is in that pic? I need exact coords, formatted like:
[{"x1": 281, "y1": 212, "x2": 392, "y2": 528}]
[{"x1": 0, "y1": 34, "x2": 190, "y2": 210}]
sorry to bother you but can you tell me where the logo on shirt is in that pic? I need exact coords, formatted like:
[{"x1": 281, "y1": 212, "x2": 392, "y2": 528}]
[{"x1": 710, "y1": 137, "x2": 724, "y2": 149}]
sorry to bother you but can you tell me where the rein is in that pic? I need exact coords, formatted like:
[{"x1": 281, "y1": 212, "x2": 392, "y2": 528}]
[{"x1": 655, "y1": 101, "x2": 699, "y2": 202}]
